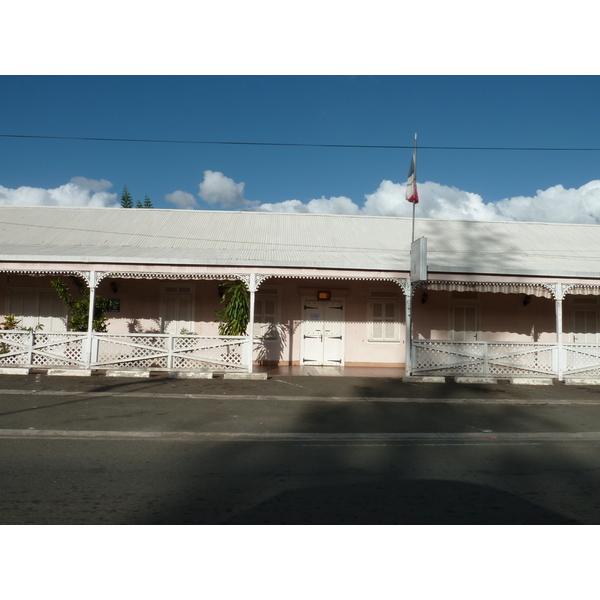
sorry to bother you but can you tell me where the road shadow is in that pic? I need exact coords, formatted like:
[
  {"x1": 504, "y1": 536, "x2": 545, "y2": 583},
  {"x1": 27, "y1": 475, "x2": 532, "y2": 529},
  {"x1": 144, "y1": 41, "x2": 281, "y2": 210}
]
[
  {"x1": 220, "y1": 479, "x2": 577, "y2": 525},
  {"x1": 133, "y1": 395, "x2": 600, "y2": 525}
]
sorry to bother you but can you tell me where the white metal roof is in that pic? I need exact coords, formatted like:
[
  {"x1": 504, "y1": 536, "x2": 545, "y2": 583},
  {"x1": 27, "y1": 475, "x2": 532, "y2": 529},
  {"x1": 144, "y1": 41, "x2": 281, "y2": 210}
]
[{"x1": 1, "y1": 205, "x2": 600, "y2": 278}]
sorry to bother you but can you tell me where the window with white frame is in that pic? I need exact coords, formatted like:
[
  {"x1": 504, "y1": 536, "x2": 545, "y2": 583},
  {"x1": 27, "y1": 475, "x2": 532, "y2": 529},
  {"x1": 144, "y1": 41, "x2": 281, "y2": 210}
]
[
  {"x1": 367, "y1": 290, "x2": 400, "y2": 342},
  {"x1": 254, "y1": 288, "x2": 279, "y2": 339},
  {"x1": 450, "y1": 292, "x2": 479, "y2": 341},
  {"x1": 7, "y1": 288, "x2": 67, "y2": 332},
  {"x1": 160, "y1": 283, "x2": 194, "y2": 335},
  {"x1": 571, "y1": 296, "x2": 599, "y2": 344}
]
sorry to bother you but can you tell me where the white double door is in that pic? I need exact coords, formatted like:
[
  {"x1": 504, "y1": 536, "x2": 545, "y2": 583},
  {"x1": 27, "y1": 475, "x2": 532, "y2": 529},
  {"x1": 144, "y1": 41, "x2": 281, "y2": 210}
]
[{"x1": 301, "y1": 300, "x2": 345, "y2": 366}]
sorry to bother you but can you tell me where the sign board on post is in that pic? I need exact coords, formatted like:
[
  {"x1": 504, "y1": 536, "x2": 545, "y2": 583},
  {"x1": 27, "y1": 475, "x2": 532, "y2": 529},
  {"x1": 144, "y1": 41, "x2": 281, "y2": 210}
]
[{"x1": 410, "y1": 237, "x2": 427, "y2": 282}]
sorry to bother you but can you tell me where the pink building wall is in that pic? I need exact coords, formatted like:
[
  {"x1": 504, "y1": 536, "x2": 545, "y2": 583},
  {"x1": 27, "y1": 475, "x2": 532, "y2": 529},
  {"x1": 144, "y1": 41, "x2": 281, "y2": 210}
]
[
  {"x1": 257, "y1": 278, "x2": 406, "y2": 367},
  {"x1": 2, "y1": 271, "x2": 599, "y2": 367},
  {"x1": 102, "y1": 278, "x2": 223, "y2": 336},
  {"x1": 412, "y1": 291, "x2": 558, "y2": 343}
]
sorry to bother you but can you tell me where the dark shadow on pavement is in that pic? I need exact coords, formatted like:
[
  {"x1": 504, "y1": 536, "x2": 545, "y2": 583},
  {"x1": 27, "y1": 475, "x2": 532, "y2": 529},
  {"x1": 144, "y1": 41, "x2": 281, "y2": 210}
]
[{"x1": 218, "y1": 479, "x2": 578, "y2": 525}]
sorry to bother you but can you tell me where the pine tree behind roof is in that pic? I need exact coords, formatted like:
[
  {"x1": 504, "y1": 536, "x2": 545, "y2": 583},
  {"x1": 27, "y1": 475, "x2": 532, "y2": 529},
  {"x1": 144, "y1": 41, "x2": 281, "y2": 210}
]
[{"x1": 120, "y1": 185, "x2": 133, "y2": 208}]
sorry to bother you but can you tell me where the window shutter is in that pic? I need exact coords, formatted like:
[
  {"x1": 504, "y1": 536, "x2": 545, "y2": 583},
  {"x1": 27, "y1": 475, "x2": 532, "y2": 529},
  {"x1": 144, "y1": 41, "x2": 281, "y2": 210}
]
[
  {"x1": 253, "y1": 298, "x2": 264, "y2": 337},
  {"x1": 8, "y1": 289, "x2": 67, "y2": 332},
  {"x1": 369, "y1": 300, "x2": 397, "y2": 341},
  {"x1": 254, "y1": 297, "x2": 278, "y2": 339},
  {"x1": 384, "y1": 302, "x2": 396, "y2": 339}
]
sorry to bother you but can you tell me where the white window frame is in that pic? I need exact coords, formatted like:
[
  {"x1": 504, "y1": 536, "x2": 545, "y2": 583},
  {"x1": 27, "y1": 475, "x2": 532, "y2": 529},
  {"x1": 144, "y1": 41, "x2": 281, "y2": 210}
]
[
  {"x1": 449, "y1": 292, "x2": 480, "y2": 342},
  {"x1": 367, "y1": 290, "x2": 400, "y2": 343},
  {"x1": 570, "y1": 297, "x2": 599, "y2": 344},
  {"x1": 5, "y1": 287, "x2": 68, "y2": 332},
  {"x1": 254, "y1": 286, "x2": 280, "y2": 340},
  {"x1": 160, "y1": 282, "x2": 195, "y2": 335}
]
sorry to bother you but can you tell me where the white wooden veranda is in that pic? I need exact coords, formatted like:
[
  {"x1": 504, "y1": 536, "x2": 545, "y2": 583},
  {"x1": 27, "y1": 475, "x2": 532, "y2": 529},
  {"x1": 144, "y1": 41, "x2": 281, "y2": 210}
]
[
  {"x1": 1, "y1": 270, "x2": 258, "y2": 374},
  {"x1": 407, "y1": 280, "x2": 600, "y2": 380},
  {"x1": 3, "y1": 268, "x2": 600, "y2": 380}
]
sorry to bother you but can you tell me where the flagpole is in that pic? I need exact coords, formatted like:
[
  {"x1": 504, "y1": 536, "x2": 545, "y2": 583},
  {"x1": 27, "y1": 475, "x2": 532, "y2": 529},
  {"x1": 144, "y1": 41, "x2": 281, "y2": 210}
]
[
  {"x1": 411, "y1": 133, "x2": 417, "y2": 242},
  {"x1": 406, "y1": 133, "x2": 418, "y2": 378}
]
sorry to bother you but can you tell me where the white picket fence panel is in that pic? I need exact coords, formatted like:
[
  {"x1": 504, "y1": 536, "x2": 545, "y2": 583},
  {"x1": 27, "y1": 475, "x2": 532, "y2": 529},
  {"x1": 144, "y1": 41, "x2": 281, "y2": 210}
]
[
  {"x1": 412, "y1": 340, "x2": 558, "y2": 377},
  {"x1": 563, "y1": 343, "x2": 600, "y2": 377},
  {"x1": 0, "y1": 331, "x2": 87, "y2": 368},
  {"x1": 5, "y1": 331, "x2": 600, "y2": 378},
  {"x1": 93, "y1": 333, "x2": 249, "y2": 371},
  {"x1": 0, "y1": 331, "x2": 250, "y2": 372}
]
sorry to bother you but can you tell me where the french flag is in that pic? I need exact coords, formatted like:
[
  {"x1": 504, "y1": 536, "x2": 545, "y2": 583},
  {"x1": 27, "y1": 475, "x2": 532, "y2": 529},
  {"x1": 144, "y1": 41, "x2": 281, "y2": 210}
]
[{"x1": 406, "y1": 150, "x2": 418, "y2": 204}]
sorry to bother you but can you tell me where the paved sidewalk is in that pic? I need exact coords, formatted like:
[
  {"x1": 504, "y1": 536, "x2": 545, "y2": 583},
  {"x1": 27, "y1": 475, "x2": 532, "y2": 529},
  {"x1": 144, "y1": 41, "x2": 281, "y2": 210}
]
[
  {"x1": 2, "y1": 372, "x2": 600, "y2": 403},
  {"x1": 2, "y1": 372, "x2": 600, "y2": 441}
]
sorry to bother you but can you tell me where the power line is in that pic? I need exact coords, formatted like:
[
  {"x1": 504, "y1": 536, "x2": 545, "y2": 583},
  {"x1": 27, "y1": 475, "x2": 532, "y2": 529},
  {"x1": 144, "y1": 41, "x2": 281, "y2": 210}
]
[{"x1": 1, "y1": 133, "x2": 600, "y2": 151}]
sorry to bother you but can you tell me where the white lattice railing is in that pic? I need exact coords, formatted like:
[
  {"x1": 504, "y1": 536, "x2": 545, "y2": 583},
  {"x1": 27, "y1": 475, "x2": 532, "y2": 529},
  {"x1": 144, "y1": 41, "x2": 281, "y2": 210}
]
[
  {"x1": 0, "y1": 331, "x2": 87, "y2": 368},
  {"x1": 563, "y1": 344, "x2": 600, "y2": 377},
  {"x1": 412, "y1": 340, "x2": 558, "y2": 377},
  {"x1": 6, "y1": 331, "x2": 600, "y2": 378},
  {"x1": 93, "y1": 333, "x2": 249, "y2": 372},
  {"x1": 0, "y1": 331, "x2": 250, "y2": 372}
]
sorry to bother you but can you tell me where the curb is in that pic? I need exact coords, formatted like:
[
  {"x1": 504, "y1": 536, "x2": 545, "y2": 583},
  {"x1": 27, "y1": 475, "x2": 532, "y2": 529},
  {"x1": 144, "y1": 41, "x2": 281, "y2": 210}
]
[
  {"x1": 3, "y1": 428, "x2": 600, "y2": 442},
  {"x1": 1, "y1": 388, "x2": 600, "y2": 405}
]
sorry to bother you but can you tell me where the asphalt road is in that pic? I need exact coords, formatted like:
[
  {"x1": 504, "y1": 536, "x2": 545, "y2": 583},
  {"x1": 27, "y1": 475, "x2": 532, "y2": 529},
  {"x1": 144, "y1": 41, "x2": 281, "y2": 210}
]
[
  {"x1": 2, "y1": 373, "x2": 600, "y2": 524},
  {"x1": 2, "y1": 437, "x2": 599, "y2": 524}
]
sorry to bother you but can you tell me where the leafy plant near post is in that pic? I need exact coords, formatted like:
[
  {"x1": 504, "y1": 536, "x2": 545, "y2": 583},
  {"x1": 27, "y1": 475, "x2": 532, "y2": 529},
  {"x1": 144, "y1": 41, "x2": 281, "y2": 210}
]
[
  {"x1": 51, "y1": 277, "x2": 112, "y2": 332},
  {"x1": 1, "y1": 314, "x2": 20, "y2": 330},
  {"x1": 215, "y1": 280, "x2": 250, "y2": 336},
  {"x1": 0, "y1": 314, "x2": 20, "y2": 355},
  {"x1": 0, "y1": 314, "x2": 43, "y2": 357}
]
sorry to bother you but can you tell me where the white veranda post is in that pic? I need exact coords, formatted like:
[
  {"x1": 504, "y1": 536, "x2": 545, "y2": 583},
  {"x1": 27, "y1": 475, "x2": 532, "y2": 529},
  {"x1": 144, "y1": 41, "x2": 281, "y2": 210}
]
[
  {"x1": 555, "y1": 284, "x2": 564, "y2": 380},
  {"x1": 247, "y1": 273, "x2": 256, "y2": 374},
  {"x1": 404, "y1": 281, "x2": 412, "y2": 376},
  {"x1": 86, "y1": 271, "x2": 97, "y2": 369}
]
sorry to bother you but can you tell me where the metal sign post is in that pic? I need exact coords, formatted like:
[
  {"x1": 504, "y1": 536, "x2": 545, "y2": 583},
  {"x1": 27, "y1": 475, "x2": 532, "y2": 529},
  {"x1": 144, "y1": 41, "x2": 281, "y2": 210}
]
[{"x1": 410, "y1": 237, "x2": 427, "y2": 283}]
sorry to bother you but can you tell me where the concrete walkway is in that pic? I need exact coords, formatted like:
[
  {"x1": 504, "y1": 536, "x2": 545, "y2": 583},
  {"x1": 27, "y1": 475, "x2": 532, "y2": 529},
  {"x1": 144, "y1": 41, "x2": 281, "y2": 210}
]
[
  {"x1": 2, "y1": 372, "x2": 600, "y2": 447},
  {"x1": 2, "y1": 371, "x2": 600, "y2": 403}
]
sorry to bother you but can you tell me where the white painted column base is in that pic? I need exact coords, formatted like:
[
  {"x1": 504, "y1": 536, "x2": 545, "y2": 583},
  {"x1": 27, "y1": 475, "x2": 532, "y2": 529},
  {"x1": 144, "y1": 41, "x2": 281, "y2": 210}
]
[
  {"x1": 564, "y1": 378, "x2": 600, "y2": 385},
  {"x1": 455, "y1": 377, "x2": 498, "y2": 384},
  {"x1": 224, "y1": 372, "x2": 268, "y2": 380},
  {"x1": 105, "y1": 370, "x2": 151, "y2": 378},
  {"x1": 509, "y1": 377, "x2": 553, "y2": 385},
  {"x1": 169, "y1": 371, "x2": 214, "y2": 379},
  {"x1": 47, "y1": 369, "x2": 92, "y2": 377}
]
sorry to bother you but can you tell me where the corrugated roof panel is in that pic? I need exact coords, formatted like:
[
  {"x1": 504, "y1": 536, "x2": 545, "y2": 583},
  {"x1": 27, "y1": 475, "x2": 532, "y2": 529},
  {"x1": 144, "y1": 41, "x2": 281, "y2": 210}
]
[{"x1": 2, "y1": 206, "x2": 600, "y2": 277}]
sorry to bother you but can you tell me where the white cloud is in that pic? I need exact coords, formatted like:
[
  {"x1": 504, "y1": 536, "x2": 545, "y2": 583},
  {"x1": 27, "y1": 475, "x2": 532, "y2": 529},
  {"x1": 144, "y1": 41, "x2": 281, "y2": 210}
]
[
  {"x1": 495, "y1": 181, "x2": 600, "y2": 224},
  {"x1": 256, "y1": 199, "x2": 309, "y2": 213},
  {"x1": 14, "y1": 171, "x2": 597, "y2": 227},
  {"x1": 258, "y1": 195, "x2": 360, "y2": 215},
  {"x1": 254, "y1": 178, "x2": 600, "y2": 225},
  {"x1": 198, "y1": 170, "x2": 258, "y2": 209},
  {"x1": 362, "y1": 180, "x2": 500, "y2": 221},
  {"x1": 361, "y1": 180, "x2": 408, "y2": 217},
  {"x1": 165, "y1": 190, "x2": 198, "y2": 209},
  {"x1": 69, "y1": 176, "x2": 113, "y2": 193},
  {"x1": 0, "y1": 179, "x2": 118, "y2": 208},
  {"x1": 254, "y1": 180, "x2": 496, "y2": 220}
]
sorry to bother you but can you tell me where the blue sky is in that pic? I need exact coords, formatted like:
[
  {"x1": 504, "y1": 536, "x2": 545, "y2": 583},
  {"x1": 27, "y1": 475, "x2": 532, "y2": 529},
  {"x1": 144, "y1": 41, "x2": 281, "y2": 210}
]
[
  {"x1": 1, "y1": 0, "x2": 596, "y2": 583},
  {"x1": 2, "y1": 0, "x2": 600, "y2": 224},
  {"x1": 2, "y1": 75, "x2": 600, "y2": 223}
]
